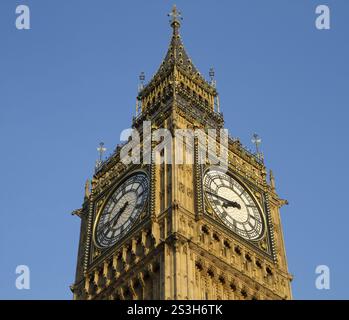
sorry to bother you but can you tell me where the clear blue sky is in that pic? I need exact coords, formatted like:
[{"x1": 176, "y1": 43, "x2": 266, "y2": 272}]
[{"x1": 0, "y1": 0, "x2": 348, "y2": 299}]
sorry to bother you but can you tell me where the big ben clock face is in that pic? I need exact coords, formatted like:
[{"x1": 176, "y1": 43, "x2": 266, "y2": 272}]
[
  {"x1": 203, "y1": 169, "x2": 265, "y2": 241},
  {"x1": 94, "y1": 172, "x2": 149, "y2": 248}
]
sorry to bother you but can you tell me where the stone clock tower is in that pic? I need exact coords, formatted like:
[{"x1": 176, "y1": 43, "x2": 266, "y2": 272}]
[{"x1": 71, "y1": 6, "x2": 292, "y2": 300}]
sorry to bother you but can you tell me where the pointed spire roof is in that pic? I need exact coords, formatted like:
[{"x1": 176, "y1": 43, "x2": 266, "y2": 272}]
[
  {"x1": 164, "y1": 5, "x2": 201, "y2": 75},
  {"x1": 139, "y1": 5, "x2": 216, "y2": 98}
]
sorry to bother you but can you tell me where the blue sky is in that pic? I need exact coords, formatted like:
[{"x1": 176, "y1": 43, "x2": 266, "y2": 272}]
[{"x1": 0, "y1": 0, "x2": 348, "y2": 299}]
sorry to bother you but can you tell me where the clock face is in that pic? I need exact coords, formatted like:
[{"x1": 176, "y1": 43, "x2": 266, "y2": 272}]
[
  {"x1": 94, "y1": 172, "x2": 149, "y2": 248},
  {"x1": 203, "y1": 170, "x2": 264, "y2": 241}
]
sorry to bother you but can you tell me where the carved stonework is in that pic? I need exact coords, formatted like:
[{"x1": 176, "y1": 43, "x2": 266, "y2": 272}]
[{"x1": 72, "y1": 7, "x2": 292, "y2": 300}]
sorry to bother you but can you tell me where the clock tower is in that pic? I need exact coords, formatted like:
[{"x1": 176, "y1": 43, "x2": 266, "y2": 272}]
[{"x1": 71, "y1": 6, "x2": 292, "y2": 300}]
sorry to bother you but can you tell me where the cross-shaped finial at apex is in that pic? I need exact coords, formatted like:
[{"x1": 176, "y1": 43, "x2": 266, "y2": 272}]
[{"x1": 168, "y1": 5, "x2": 183, "y2": 31}]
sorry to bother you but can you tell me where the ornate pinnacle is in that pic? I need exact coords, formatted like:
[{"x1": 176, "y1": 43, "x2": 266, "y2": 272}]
[
  {"x1": 97, "y1": 142, "x2": 107, "y2": 162},
  {"x1": 252, "y1": 133, "x2": 261, "y2": 154},
  {"x1": 95, "y1": 142, "x2": 107, "y2": 170},
  {"x1": 251, "y1": 133, "x2": 264, "y2": 162},
  {"x1": 269, "y1": 170, "x2": 276, "y2": 191},
  {"x1": 168, "y1": 5, "x2": 183, "y2": 34}
]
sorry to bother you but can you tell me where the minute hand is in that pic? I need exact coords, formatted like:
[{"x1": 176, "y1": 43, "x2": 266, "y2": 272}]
[
  {"x1": 206, "y1": 191, "x2": 232, "y2": 203},
  {"x1": 99, "y1": 202, "x2": 129, "y2": 235},
  {"x1": 112, "y1": 202, "x2": 129, "y2": 227}
]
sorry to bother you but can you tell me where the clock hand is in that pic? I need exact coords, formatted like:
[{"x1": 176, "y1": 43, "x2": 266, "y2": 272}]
[
  {"x1": 98, "y1": 202, "x2": 129, "y2": 235},
  {"x1": 111, "y1": 201, "x2": 129, "y2": 227},
  {"x1": 206, "y1": 191, "x2": 232, "y2": 204},
  {"x1": 223, "y1": 201, "x2": 241, "y2": 210},
  {"x1": 206, "y1": 191, "x2": 241, "y2": 210}
]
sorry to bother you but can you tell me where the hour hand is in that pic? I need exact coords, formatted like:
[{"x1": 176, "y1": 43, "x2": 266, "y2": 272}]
[
  {"x1": 206, "y1": 191, "x2": 241, "y2": 210},
  {"x1": 223, "y1": 201, "x2": 241, "y2": 209},
  {"x1": 207, "y1": 191, "x2": 241, "y2": 209}
]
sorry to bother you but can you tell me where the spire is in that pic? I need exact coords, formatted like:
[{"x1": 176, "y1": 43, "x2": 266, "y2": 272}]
[
  {"x1": 137, "y1": 6, "x2": 218, "y2": 112},
  {"x1": 168, "y1": 5, "x2": 182, "y2": 35},
  {"x1": 162, "y1": 5, "x2": 199, "y2": 74},
  {"x1": 140, "y1": 6, "x2": 209, "y2": 89}
]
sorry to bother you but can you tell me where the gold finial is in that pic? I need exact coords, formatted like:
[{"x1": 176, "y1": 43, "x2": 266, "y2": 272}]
[{"x1": 168, "y1": 5, "x2": 183, "y2": 33}]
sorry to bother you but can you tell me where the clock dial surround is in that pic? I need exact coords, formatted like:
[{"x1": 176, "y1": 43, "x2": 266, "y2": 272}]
[
  {"x1": 94, "y1": 172, "x2": 149, "y2": 248},
  {"x1": 203, "y1": 169, "x2": 265, "y2": 241}
]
